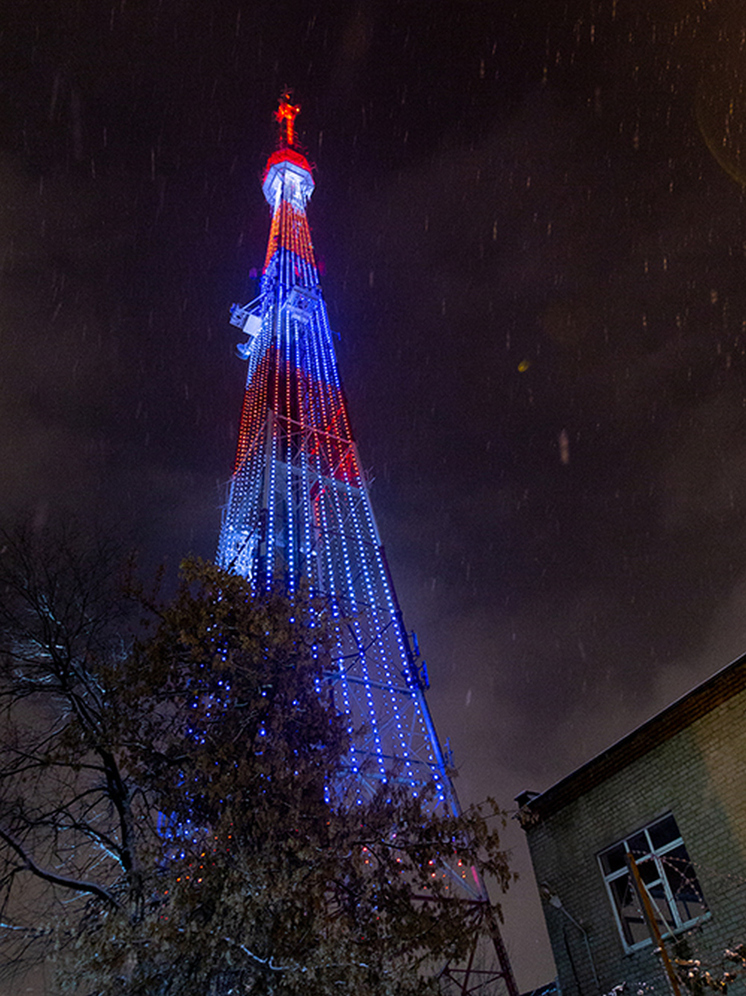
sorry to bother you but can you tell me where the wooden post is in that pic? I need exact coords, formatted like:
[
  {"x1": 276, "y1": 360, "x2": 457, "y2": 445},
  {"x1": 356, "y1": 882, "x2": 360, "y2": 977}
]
[{"x1": 625, "y1": 851, "x2": 682, "y2": 996}]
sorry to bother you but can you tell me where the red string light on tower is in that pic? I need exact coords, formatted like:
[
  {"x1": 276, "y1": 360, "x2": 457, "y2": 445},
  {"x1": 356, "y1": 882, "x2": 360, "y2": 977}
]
[{"x1": 274, "y1": 90, "x2": 300, "y2": 146}]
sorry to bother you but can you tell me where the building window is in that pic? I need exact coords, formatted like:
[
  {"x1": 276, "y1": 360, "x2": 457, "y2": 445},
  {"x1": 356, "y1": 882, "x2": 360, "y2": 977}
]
[{"x1": 598, "y1": 813, "x2": 708, "y2": 950}]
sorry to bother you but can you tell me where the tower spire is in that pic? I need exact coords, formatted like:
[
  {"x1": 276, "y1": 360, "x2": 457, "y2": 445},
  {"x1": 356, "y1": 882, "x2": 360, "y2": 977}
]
[{"x1": 274, "y1": 89, "x2": 301, "y2": 147}]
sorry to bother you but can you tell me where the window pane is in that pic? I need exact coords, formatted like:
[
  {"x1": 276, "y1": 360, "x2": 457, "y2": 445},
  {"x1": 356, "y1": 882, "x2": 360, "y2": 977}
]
[
  {"x1": 638, "y1": 856, "x2": 661, "y2": 886},
  {"x1": 649, "y1": 814, "x2": 679, "y2": 850},
  {"x1": 662, "y1": 844, "x2": 708, "y2": 924},
  {"x1": 627, "y1": 831, "x2": 648, "y2": 857},
  {"x1": 646, "y1": 879, "x2": 676, "y2": 931},
  {"x1": 611, "y1": 874, "x2": 648, "y2": 946},
  {"x1": 600, "y1": 843, "x2": 627, "y2": 875}
]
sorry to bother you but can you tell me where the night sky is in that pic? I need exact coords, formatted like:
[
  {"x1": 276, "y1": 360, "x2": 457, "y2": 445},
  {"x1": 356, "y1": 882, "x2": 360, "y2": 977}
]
[{"x1": 3, "y1": 0, "x2": 746, "y2": 987}]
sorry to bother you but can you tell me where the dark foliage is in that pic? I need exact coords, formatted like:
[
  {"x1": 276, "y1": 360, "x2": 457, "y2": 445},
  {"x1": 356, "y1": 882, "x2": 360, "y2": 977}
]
[{"x1": 0, "y1": 528, "x2": 512, "y2": 996}]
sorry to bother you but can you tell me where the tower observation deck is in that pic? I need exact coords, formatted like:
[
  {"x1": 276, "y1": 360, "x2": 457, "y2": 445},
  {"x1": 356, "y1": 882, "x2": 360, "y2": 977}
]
[{"x1": 217, "y1": 95, "x2": 517, "y2": 995}]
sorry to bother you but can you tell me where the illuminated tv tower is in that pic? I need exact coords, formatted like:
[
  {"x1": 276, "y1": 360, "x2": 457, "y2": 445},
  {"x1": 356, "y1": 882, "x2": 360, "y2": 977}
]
[{"x1": 217, "y1": 95, "x2": 517, "y2": 995}]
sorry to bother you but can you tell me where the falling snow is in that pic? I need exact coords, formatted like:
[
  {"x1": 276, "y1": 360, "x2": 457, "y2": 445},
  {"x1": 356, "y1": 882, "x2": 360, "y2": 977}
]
[{"x1": 2, "y1": 1, "x2": 746, "y2": 991}]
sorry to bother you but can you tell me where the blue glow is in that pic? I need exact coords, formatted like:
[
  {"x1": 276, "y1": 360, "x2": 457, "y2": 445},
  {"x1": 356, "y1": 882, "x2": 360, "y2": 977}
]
[{"x1": 216, "y1": 151, "x2": 456, "y2": 814}]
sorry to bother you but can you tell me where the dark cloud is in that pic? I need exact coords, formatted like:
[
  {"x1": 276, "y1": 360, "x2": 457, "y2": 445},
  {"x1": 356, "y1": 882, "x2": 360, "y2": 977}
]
[{"x1": 4, "y1": 0, "x2": 746, "y2": 988}]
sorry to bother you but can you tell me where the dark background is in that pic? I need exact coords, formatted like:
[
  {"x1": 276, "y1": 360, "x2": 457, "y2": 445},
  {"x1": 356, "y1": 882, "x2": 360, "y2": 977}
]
[{"x1": 3, "y1": 0, "x2": 746, "y2": 986}]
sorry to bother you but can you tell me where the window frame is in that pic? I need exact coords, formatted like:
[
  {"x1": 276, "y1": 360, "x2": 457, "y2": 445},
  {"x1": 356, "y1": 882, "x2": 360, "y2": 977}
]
[{"x1": 597, "y1": 812, "x2": 708, "y2": 953}]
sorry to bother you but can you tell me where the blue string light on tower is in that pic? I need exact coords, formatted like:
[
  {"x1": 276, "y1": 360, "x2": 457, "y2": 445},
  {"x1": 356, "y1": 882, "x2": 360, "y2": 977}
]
[
  {"x1": 217, "y1": 94, "x2": 517, "y2": 996},
  {"x1": 217, "y1": 93, "x2": 447, "y2": 802}
]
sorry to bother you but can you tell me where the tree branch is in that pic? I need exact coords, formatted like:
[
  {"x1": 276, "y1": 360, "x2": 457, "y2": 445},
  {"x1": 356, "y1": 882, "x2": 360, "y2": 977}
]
[{"x1": 0, "y1": 826, "x2": 119, "y2": 908}]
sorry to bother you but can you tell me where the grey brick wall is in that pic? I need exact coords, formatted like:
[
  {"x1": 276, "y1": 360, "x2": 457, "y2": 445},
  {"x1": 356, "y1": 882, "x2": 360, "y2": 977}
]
[{"x1": 524, "y1": 683, "x2": 746, "y2": 996}]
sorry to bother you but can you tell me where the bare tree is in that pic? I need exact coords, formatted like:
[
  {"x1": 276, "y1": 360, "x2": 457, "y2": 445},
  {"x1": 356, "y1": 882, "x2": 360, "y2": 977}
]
[{"x1": 0, "y1": 522, "x2": 133, "y2": 987}]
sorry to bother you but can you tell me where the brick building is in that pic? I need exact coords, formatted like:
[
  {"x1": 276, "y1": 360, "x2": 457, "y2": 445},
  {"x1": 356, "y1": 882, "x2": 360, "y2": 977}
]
[{"x1": 518, "y1": 653, "x2": 746, "y2": 996}]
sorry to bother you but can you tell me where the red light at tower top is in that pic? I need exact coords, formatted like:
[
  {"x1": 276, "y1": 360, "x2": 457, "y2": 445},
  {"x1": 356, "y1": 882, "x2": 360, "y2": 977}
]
[
  {"x1": 274, "y1": 90, "x2": 301, "y2": 147},
  {"x1": 263, "y1": 93, "x2": 314, "y2": 211}
]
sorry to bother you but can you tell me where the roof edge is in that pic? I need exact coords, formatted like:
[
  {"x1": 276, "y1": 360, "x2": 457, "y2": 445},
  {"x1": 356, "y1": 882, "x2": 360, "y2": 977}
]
[{"x1": 522, "y1": 650, "x2": 746, "y2": 822}]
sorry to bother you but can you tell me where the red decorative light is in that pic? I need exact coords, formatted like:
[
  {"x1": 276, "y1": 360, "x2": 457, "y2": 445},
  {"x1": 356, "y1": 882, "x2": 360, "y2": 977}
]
[
  {"x1": 264, "y1": 200, "x2": 316, "y2": 271},
  {"x1": 263, "y1": 146, "x2": 312, "y2": 179},
  {"x1": 274, "y1": 92, "x2": 301, "y2": 146}
]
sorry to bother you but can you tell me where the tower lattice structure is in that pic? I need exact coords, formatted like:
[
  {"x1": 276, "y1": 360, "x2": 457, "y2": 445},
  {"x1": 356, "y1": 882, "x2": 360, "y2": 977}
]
[{"x1": 217, "y1": 96, "x2": 517, "y2": 996}]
